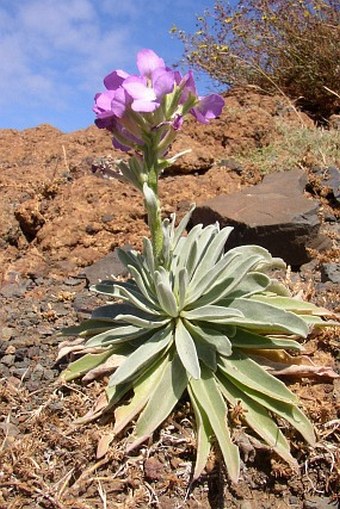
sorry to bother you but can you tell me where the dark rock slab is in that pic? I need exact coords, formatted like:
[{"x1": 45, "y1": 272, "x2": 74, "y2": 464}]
[
  {"x1": 81, "y1": 246, "x2": 130, "y2": 286},
  {"x1": 191, "y1": 169, "x2": 329, "y2": 266}
]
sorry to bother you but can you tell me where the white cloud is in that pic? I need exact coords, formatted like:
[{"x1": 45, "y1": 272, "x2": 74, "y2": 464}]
[{"x1": 0, "y1": 0, "x2": 134, "y2": 110}]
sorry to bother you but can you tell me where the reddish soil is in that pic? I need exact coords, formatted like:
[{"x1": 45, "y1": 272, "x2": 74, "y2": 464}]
[{"x1": 0, "y1": 89, "x2": 338, "y2": 509}]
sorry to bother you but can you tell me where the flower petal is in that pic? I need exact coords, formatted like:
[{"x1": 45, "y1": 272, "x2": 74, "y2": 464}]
[
  {"x1": 131, "y1": 99, "x2": 159, "y2": 112},
  {"x1": 191, "y1": 94, "x2": 225, "y2": 124},
  {"x1": 152, "y1": 69, "x2": 175, "y2": 98},
  {"x1": 123, "y1": 76, "x2": 156, "y2": 101},
  {"x1": 104, "y1": 69, "x2": 129, "y2": 90},
  {"x1": 137, "y1": 49, "x2": 165, "y2": 76}
]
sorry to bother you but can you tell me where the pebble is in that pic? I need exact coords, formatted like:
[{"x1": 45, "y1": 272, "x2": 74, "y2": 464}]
[
  {"x1": 1, "y1": 354, "x2": 15, "y2": 366},
  {"x1": 0, "y1": 326, "x2": 14, "y2": 341}
]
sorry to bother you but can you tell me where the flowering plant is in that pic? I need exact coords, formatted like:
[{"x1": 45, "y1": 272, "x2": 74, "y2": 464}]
[{"x1": 59, "y1": 49, "x2": 337, "y2": 483}]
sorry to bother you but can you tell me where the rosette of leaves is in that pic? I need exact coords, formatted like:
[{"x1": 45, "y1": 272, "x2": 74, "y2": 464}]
[{"x1": 59, "y1": 208, "x2": 336, "y2": 483}]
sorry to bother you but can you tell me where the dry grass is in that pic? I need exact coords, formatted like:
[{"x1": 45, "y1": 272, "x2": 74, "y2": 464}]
[{"x1": 232, "y1": 118, "x2": 340, "y2": 175}]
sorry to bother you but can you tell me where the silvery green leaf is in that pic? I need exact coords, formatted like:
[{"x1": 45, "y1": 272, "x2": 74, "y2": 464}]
[
  {"x1": 113, "y1": 281, "x2": 160, "y2": 315},
  {"x1": 230, "y1": 378, "x2": 316, "y2": 446},
  {"x1": 176, "y1": 267, "x2": 189, "y2": 310},
  {"x1": 62, "y1": 349, "x2": 115, "y2": 382},
  {"x1": 218, "y1": 351, "x2": 298, "y2": 405},
  {"x1": 175, "y1": 319, "x2": 201, "y2": 379},
  {"x1": 189, "y1": 367, "x2": 240, "y2": 483},
  {"x1": 216, "y1": 374, "x2": 298, "y2": 469},
  {"x1": 143, "y1": 182, "x2": 158, "y2": 215},
  {"x1": 142, "y1": 237, "x2": 155, "y2": 275},
  {"x1": 186, "y1": 239, "x2": 199, "y2": 278},
  {"x1": 118, "y1": 160, "x2": 143, "y2": 191},
  {"x1": 225, "y1": 244, "x2": 273, "y2": 265},
  {"x1": 231, "y1": 328, "x2": 303, "y2": 351},
  {"x1": 173, "y1": 223, "x2": 203, "y2": 270},
  {"x1": 154, "y1": 270, "x2": 178, "y2": 317},
  {"x1": 92, "y1": 303, "x2": 148, "y2": 321},
  {"x1": 193, "y1": 254, "x2": 266, "y2": 307},
  {"x1": 127, "y1": 264, "x2": 158, "y2": 305},
  {"x1": 250, "y1": 295, "x2": 335, "y2": 317},
  {"x1": 109, "y1": 326, "x2": 173, "y2": 386},
  {"x1": 220, "y1": 298, "x2": 309, "y2": 337},
  {"x1": 127, "y1": 352, "x2": 188, "y2": 451},
  {"x1": 225, "y1": 272, "x2": 271, "y2": 299},
  {"x1": 185, "y1": 321, "x2": 232, "y2": 358},
  {"x1": 113, "y1": 354, "x2": 168, "y2": 434},
  {"x1": 61, "y1": 319, "x2": 117, "y2": 337},
  {"x1": 113, "y1": 312, "x2": 170, "y2": 329},
  {"x1": 182, "y1": 305, "x2": 243, "y2": 323},
  {"x1": 172, "y1": 204, "x2": 196, "y2": 248},
  {"x1": 189, "y1": 225, "x2": 234, "y2": 285},
  {"x1": 188, "y1": 223, "x2": 220, "y2": 274},
  {"x1": 84, "y1": 326, "x2": 153, "y2": 348},
  {"x1": 187, "y1": 385, "x2": 213, "y2": 480},
  {"x1": 185, "y1": 252, "x2": 240, "y2": 306}
]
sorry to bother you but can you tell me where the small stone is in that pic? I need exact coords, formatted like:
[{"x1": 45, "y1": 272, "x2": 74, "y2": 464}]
[
  {"x1": 1, "y1": 327, "x2": 14, "y2": 341},
  {"x1": 321, "y1": 263, "x2": 340, "y2": 284},
  {"x1": 144, "y1": 457, "x2": 164, "y2": 481},
  {"x1": 1, "y1": 354, "x2": 15, "y2": 366},
  {"x1": 5, "y1": 345, "x2": 16, "y2": 355}
]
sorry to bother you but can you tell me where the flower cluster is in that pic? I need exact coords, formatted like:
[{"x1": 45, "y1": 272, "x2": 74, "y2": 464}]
[{"x1": 93, "y1": 49, "x2": 224, "y2": 154}]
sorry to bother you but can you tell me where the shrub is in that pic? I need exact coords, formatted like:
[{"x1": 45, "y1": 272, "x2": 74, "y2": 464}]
[{"x1": 172, "y1": 0, "x2": 340, "y2": 120}]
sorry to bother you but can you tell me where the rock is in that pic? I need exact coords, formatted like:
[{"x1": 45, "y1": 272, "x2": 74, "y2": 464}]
[
  {"x1": 82, "y1": 246, "x2": 130, "y2": 286},
  {"x1": 303, "y1": 496, "x2": 338, "y2": 509},
  {"x1": 144, "y1": 457, "x2": 164, "y2": 481},
  {"x1": 190, "y1": 169, "x2": 329, "y2": 266},
  {"x1": 14, "y1": 198, "x2": 45, "y2": 241},
  {"x1": 321, "y1": 263, "x2": 340, "y2": 284},
  {"x1": 324, "y1": 166, "x2": 340, "y2": 206},
  {"x1": 0, "y1": 270, "x2": 29, "y2": 298}
]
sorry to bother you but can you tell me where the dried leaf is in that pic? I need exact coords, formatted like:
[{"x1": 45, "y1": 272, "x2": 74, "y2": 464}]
[{"x1": 96, "y1": 433, "x2": 115, "y2": 459}]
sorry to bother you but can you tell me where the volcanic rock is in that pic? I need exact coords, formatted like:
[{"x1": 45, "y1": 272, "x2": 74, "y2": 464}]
[{"x1": 190, "y1": 169, "x2": 329, "y2": 266}]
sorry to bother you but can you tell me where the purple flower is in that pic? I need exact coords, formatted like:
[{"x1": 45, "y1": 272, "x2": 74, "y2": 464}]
[
  {"x1": 93, "y1": 48, "x2": 225, "y2": 153},
  {"x1": 191, "y1": 94, "x2": 225, "y2": 124}
]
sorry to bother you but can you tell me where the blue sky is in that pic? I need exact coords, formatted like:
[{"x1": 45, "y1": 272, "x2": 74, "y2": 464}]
[{"x1": 0, "y1": 0, "x2": 223, "y2": 132}]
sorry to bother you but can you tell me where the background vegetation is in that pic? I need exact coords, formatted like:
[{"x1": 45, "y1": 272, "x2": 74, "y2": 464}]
[{"x1": 172, "y1": 0, "x2": 340, "y2": 121}]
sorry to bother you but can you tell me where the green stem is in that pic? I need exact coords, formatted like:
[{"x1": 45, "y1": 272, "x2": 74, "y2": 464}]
[{"x1": 143, "y1": 137, "x2": 164, "y2": 266}]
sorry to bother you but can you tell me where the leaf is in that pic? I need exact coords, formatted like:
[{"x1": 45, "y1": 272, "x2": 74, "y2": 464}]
[
  {"x1": 175, "y1": 319, "x2": 201, "y2": 379},
  {"x1": 216, "y1": 372, "x2": 298, "y2": 469},
  {"x1": 62, "y1": 349, "x2": 115, "y2": 382},
  {"x1": 231, "y1": 380, "x2": 316, "y2": 446},
  {"x1": 84, "y1": 325, "x2": 151, "y2": 348},
  {"x1": 172, "y1": 204, "x2": 196, "y2": 248},
  {"x1": 154, "y1": 273, "x2": 178, "y2": 317},
  {"x1": 189, "y1": 225, "x2": 234, "y2": 286},
  {"x1": 97, "y1": 433, "x2": 115, "y2": 459},
  {"x1": 220, "y1": 298, "x2": 309, "y2": 337},
  {"x1": 224, "y1": 272, "x2": 271, "y2": 299},
  {"x1": 113, "y1": 355, "x2": 168, "y2": 434},
  {"x1": 219, "y1": 351, "x2": 299, "y2": 405},
  {"x1": 189, "y1": 366, "x2": 240, "y2": 483},
  {"x1": 185, "y1": 321, "x2": 232, "y2": 358},
  {"x1": 113, "y1": 313, "x2": 170, "y2": 329},
  {"x1": 113, "y1": 281, "x2": 161, "y2": 315},
  {"x1": 188, "y1": 385, "x2": 213, "y2": 480},
  {"x1": 182, "y1": 305, "x2": 243, "y2": 322},
  {"x1": 193, "y1": 252, "x2": 269, "y2": 307},
  {"x1": 82, "y1": 354, "x2": 127, "y2": 382},
  {"x1": 108, "y1": 326, "x2": 173, "y2": 386},
  {"x1": 250, "y1": 295, "x2": 334, "y2": 317},
  {"x1": 127, "y1": 352, "x2": 188, "y2": 451},
  {"x1": 231, "y1": 328, "x2": 303, "y2": 351}
]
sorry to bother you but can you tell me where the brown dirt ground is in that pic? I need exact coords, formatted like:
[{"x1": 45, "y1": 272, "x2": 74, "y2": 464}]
[{"x1": 0, "y1": 89, "x2": 339, "y2": 509}]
